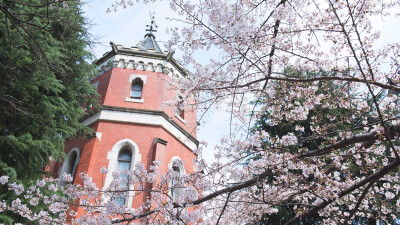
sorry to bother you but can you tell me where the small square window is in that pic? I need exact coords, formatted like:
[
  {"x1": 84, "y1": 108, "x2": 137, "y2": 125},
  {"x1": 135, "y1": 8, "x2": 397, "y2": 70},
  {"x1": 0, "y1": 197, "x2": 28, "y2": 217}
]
[{"x1": 130, "y1": 78, "x2": 143, "y2": 99}]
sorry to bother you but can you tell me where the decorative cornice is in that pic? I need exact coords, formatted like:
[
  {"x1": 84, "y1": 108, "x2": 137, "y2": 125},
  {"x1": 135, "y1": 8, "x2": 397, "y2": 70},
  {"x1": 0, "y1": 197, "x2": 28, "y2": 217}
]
[
  {"x1": 93, "y1": 43, "x2": 189, "y2": 78},
  {"x1": 110, "y1": 41, "x2": 118, "y2": 54}
]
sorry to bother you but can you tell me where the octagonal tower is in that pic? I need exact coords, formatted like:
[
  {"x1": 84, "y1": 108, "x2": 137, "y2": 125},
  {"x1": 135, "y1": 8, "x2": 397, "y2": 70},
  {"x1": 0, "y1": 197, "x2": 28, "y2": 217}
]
[{"x1": 52, "y1": 24, "x2": 198, "y2": 212}]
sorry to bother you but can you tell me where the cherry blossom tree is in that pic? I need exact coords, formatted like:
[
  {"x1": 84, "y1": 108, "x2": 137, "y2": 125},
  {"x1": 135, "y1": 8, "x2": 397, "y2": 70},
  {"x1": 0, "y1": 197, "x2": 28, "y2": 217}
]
[
  {"x1": 2, "y1": 0, "x2": 400, "y2": 224},
  {"x1": 161, "y1": 0, "x2": 400, "y2": 223}
]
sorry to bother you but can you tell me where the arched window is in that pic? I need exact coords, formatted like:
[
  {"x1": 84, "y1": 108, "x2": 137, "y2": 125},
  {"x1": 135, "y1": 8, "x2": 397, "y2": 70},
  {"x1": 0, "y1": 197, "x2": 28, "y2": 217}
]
[
  {"x1": 118, "y1": 148, "x2": 132, "y2": 170},
  {"x1": 103, "y1": 139, "x2": 142, "y2": 209},
  {"x1": 177, "y1": 96, "x2": 184, "y2": 119},
  {"x1": 171, "y1": 165, "x2": 181, "y2": 200},
  {"x1": 59, "y1": 148, "x2": 80, "y2": 186},
  {"x1": 130, "y1": 78, "x2": 143, "y2": 99},
  {"x1": 169, "y1": 157, "x2": 185, "y2": 201},
  {"x1": 114, "y1": 147, "x2": 132, "y2": 206},
  {"x1": 66, "y1": 151, "x2": 78, "y2": 175}
]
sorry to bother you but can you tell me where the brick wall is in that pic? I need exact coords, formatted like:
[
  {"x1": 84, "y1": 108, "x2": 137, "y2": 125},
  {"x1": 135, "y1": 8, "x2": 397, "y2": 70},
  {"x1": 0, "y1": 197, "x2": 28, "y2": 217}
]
[
  {"x1": 92, "y1": 68, "x2": 197, "y2": 137},
  {"x1": 56, "y1": 67, "x2": 198, "y2": 214}
]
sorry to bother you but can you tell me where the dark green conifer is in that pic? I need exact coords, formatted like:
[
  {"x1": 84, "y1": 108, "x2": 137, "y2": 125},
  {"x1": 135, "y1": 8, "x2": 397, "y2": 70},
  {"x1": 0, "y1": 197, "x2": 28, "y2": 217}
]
[{"x1": 0, "y1": 1, "x2": 98, "y2": 222}]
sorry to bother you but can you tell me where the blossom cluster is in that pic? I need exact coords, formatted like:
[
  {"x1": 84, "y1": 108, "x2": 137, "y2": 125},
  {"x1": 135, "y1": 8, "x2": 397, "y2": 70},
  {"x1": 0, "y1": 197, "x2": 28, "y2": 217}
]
[
  {"x1": 2, "y1": 0, "x2": 400, "y2": 224},
  {"x1": 0, "y1": 158, "x2": 210, "y2": 224}
]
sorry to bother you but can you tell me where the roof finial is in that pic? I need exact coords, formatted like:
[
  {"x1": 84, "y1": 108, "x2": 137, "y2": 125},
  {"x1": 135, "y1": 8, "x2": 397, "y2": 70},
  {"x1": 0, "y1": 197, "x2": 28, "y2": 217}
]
[{"x1": 145, "y1": 12, "x2": 157, "y2": 36}]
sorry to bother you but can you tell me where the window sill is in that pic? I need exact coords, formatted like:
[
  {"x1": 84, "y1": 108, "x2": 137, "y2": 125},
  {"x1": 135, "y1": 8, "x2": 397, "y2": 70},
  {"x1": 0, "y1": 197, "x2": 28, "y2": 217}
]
[
  {"x1": 125, "y1": 97, "x2": 144, "y2": 103},
  {"x1": 175, "y1": 115, "x2": 186, "y2": 124}
]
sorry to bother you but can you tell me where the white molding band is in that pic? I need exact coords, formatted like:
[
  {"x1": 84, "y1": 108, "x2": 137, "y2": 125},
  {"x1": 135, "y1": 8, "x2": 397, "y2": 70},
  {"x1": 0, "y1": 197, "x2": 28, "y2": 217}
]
[
  {"x1": 175, "y1": 114, "x2": 186, "y2": 124},
  {"x1": 81, "y1": 109, "x2": 198, "y2": 151},
  {"x1": 94, "y1": 54, "x2": 184, "y2": 80}
]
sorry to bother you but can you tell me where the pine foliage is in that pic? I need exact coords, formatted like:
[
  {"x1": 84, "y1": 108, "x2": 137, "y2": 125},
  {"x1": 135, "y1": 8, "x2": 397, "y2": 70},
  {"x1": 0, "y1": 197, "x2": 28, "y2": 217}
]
[{"x1": 0, "y1": 0, "x2": 98, "y2": 188}]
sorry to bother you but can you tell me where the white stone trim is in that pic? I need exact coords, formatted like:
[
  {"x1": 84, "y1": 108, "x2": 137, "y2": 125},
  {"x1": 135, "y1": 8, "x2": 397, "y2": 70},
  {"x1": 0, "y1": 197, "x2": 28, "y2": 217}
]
[
  {"x1": 82, "y1": 111, "x2": 100, "y2": 126},
  {"x1": 103, "y1": 139, "x2": 142, "y2": 209},
  {"x1": 95, "y1": 55, "x2": 184, "y2": 79},
  {"x1": 125, "y1": 97, "x2": 144, "y2": 103},
  {"x1": 96, "y1": 132, "x2": 102, "y2": 141},
  {"x1": 81, "y1": 109, "x2": 197, "y2": 151},
  {"x1": 129, "y1": 74, "x2": 147, "y2": 84},
  {"x1": 168, "y1": 156, "x2": 186, "y2": 174},
  {"x1": 175, "y1": 114, "x2": 186, "y2": 124}
]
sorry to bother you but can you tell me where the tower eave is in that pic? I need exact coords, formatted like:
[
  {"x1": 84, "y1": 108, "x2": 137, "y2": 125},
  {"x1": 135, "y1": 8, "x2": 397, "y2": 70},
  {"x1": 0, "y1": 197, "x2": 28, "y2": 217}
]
[
  {"x1": 93, "y1": 43, "x2": 191, "y2": 78},
  {"x1": 80, "y1": 105, "x2": 199, "y2": 152}
]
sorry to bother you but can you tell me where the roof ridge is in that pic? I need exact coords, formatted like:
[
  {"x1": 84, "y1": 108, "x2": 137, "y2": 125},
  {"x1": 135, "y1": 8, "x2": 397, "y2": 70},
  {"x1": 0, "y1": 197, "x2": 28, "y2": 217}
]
[{"x1": 136, "y1": 34, "x2": 163, "y2": 53}]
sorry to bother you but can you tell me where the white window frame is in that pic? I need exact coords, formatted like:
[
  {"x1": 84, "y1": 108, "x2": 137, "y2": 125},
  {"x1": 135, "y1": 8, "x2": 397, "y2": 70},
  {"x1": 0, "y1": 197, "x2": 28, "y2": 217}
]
[
  {"x1": 103, "y1": 139, "x2": 142, "y2": 208},
  {"x1": 168, "y1": 156, "x2": 186, "y2": 201},
  {"x1": 59, "y1": 147, "x2": 81, "y2": 185},
  {"x1": 125, "y1": 74, "x2": 147, "y2": 103},
  {"x1": 175, "y1": 96, "x2": 187, "y2": 124}
]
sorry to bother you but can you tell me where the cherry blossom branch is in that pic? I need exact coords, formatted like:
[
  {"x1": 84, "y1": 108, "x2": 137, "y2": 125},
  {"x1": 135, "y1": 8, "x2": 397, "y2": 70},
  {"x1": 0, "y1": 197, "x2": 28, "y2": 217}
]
[
  {"x1": 263, "y1": 0, "x2": 286, "y2": 87},
  {"x1": 300, "y1": 123, "x2": 400, "y2": 158},
  {"x1": 216, "y1": 192, "x2": 231, "y2": 225},
  {"x1": 343, "y1": 180, "x2": 376, "y2": 225},
  {"x1": 195, "y1": 75, "x2": 400, "y2": 93},
  {"x1": 283, "y1": 158, "x2": 400, "y2": 225},
  {"x1": 329, "y1": 0, "x2": 400, "y2": 159},
  {"x1": 112, "y1": 170, "x2": 273, "y2": 223},
  {"x1": 111, "y1": 119, "x2": 399, "y2": 223},
  {"x1": 111, "y1": 209, "x2": 156, "y2": 223}
]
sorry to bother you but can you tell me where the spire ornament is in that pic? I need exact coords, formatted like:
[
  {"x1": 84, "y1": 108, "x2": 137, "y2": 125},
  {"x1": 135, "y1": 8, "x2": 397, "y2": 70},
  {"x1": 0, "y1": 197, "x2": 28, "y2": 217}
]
[
  {"x1": 145, "y1": 12, "x2": 157, "y2": 37},
  {"x1": 136, "y1": 12, "x2": 162, "y2": 52}
]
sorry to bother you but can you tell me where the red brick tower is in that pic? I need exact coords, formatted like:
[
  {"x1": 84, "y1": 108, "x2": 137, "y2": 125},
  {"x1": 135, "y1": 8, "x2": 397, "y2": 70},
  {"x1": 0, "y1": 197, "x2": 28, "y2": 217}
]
[{"x1": 54, "y1": 21, "x2": 198, "y2": 211}]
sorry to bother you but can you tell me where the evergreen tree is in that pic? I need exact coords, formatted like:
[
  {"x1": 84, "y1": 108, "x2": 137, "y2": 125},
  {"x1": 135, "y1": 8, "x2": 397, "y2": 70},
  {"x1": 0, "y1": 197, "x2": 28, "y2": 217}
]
[{"x1": 0, "y1": 0, "x2": 98, "y2": 222}]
